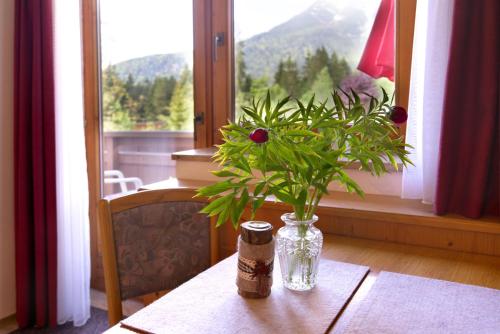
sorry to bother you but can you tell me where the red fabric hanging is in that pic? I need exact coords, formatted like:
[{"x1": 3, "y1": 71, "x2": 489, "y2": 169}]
[
  {"x1": 357, "y1": 0, "x2": 395, "y2": 81},
  {"x1": 435, "y1": 0, "x2": 500, "y2": 218},
  {"x1": 14, "y1": 0, "x2": 58, "y2": 328}
]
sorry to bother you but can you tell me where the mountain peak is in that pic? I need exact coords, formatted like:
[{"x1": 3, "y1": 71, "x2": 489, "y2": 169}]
[
  {"x1": 240, "y1": 1, "x2": 367, "y2": 78},
  {"x1": 308, "y1": 0, "x2": 338, "y2": 13}
]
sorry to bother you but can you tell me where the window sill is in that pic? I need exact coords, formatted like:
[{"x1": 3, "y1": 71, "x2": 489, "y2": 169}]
[
  {"x1": 140, "y1": 177, "x2": 500, "y2": 239},
  {"x1": 172, "y1": 147, "x2": 215, "y2": 162},
  {"x1": 172, "y1": 147, "x2": 403, "y2": 171}
]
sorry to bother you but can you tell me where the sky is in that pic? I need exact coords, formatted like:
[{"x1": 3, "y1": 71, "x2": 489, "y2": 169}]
[
  {"x1": 100, "y1": 0, "x2": 380, "y2": 66},
  {"x1": 100, "y1": 0, "x2": 193, "y2": 66}
]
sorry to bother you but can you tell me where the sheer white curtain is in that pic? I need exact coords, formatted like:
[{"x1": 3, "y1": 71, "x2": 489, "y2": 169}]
[
  {"x1": 54, "y1": 0, "x2": 91, "y2": 326},
  {"x1": 402, "y1": 0, "x2": 454, "y2": 204}
]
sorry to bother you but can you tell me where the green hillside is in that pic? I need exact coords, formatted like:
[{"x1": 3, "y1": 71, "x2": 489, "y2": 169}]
[
  {"x1": 111, "y1": 1, "x2": 367, "y2": 82},
  {"x1": 113, "y1": 53, "x2": 190, "y2": 82}
]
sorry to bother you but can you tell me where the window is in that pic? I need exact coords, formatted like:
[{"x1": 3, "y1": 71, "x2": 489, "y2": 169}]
[
  {"x1": 81, "y1": 0, "x2": 210, "y2": 288},
  {"x1": 98, "y1": 0, "x2": 194, "y2": 196},
  {"x1": 233, "y1": 0, "x2": 395, "y2": 118}
]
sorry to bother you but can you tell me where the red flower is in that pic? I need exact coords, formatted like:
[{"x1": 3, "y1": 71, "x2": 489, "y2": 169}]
[
  {"x1": 389, "y1": 106, "x2": 408, "y2": 124},
  {"x1": 249, "y1": 128, "x2": 268, "y2": 144}
]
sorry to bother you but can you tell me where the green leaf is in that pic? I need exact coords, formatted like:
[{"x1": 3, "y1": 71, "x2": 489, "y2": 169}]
[
  {"x1": 199, "y1": 195, "x2": 230, "y2": 215},
  {"x1": 251, "y1": 197, "x2": 266, "y2": 218},
  {"x1": 272, "y1": 188, "x2": 298, "y2": 206},
  {"x1": 270, "y1": 96, "x2": 291, "y2": 121},
  {"x1": 381, "y1": 88, "x2": 389, "y2": 105},
  {"x1": 253, "y1": 181, "x2": 266, "y2": 196},
  {"x1": 298, "y1": 189, "x2": 308, "y2": 203},
  {"x1": 332, "y1": 92, "x2": 346, "y2": 116},
  {"x1": 350, "y1": 88, "x2": 361, "y2": 105},
  {"x1": 215, "y1": 197, "x2": 232, "y2": 227},
  {"x1": 211, "y1": 170, "x2": 240, "y2": 178},
  {"x1": 234, "y1": 159, "x2": 252, "y2": 174},
  {"x1": 264, "y1": 90, "x2": 272, "y2": 122},
  {"x1": 231, "y1": 188, "x2": 250, "y2": 227},
  {"x1": 241, "y1": 106, "x2": 264, "y2": 125},
  {"x1": 385, "y1": 152, "x2": 398, "y2": 171},
  {"x1": 287, "y1": 129, "x2": 320, "y2": 137},
  {"x1": 197, "y1": 180, "x2": 238, "y2": 197}
]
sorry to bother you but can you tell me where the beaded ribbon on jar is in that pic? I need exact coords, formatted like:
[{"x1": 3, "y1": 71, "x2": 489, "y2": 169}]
[{"x1": 238, "y1": 256, "x2": 274, "y2": 296}]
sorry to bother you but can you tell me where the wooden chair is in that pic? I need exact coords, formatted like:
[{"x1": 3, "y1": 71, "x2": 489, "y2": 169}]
[{"x1": 98, "y1": 188, "x2": 218, "y2": 326}]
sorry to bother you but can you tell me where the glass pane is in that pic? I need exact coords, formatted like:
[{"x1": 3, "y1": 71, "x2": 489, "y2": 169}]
[
  {"x1": 234, "y1": 0, "x2": 394, "y2": 118},
  {"x1": 99, "y1": 0, "x2": 194, "y2": 195}
]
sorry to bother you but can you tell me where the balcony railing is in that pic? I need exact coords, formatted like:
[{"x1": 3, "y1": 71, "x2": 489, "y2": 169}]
[{"x1": 102, "y1": 130, "x2": 193, "y2": 195}]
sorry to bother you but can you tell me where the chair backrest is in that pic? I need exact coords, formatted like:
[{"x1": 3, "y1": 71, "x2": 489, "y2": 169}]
[{"x1": 98, "y1": 188, "x2": 217, "y2": 326}]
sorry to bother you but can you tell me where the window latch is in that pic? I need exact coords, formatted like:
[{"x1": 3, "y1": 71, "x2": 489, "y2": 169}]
[
  {"x1": 193, "y1": 112, "x2": 204, "y2": 141},
  {"x1": 194, "y1": 112, "x2": 204, "y2": 125},
  {"x1": 213, "y1": 32, "x2": 225, "y2": 62}
]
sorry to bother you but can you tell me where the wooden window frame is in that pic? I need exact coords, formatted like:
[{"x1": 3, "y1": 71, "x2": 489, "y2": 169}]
[
  {"x1": 395, "y1": 0, "x2": 417, "y2": 137},
  {"x1": 81, "y1": 0, "x2": 101, "y2": 289},
  {"x1": 81, "y1": 0, "x2": 415, "y2": 289}
]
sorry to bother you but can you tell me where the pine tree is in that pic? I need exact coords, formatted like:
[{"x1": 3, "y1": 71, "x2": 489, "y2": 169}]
[
  {"x1": 301, "y1": 67, "x2": 333, "y2": 103},
  {"x1": 101, "y1": 66, "x2": 134, "y2": 130},
  {"x1": 274, "y1": 60, "x2": 284, "y2": 86},
  {"x1": 274, "y1": 56, "x2": 301, "y2": 98},
  {"x1": 328, "y1": 52, "x2": 351, "y2": 87},
  {"x1": 166, "y1": 67, "x2": 193, "y2": 131},
  {"x1": 122, "y1": 76, "x2": 156, "y2": 127},
  {"x1": 149, "y1": 76, "x2": 177, "y2": 123},
  {"x1": 304, "y1": 47, "x2": 330, "y2": 87},
  {"x1": 236, "y1": 42, "x2": 252, "y2": 93}
]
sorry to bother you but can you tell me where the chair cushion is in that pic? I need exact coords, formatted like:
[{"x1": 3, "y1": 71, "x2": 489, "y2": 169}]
[{"x1": 111, "y1": 201, "x2": 210, "y2": 300}]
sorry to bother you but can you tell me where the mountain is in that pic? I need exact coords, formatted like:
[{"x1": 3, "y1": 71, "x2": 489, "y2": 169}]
[
  {"x1": 113, "y1": 53, "x2": 191, "y2": 82},
  {"x1": 111, "y1": 0, "x2": 367, "y2": 81},
  {"x1": 240, "y1": 0, "x2": 367, "y2": 78}
]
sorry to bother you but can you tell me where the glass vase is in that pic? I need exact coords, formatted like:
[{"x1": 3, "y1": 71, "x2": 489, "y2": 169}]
[{"x1": 276, "y1": 213, "x2": 323, "y2": 291}]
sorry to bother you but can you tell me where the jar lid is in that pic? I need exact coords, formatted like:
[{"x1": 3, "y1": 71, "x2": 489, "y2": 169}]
[{"x1": 240, "y1": 221, "x2": 273, "y2": 245}]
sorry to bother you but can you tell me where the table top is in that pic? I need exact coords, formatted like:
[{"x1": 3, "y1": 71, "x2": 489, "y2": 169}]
[
  {"x1": 103, "y1": 234, "x2": 500, "y2": 334},
  {"x1": 342, "y1": 271, "x2": 500, "y2": 333},
  {"x1": 111, "y1": 254, "x2": 369, "y2": 334}
]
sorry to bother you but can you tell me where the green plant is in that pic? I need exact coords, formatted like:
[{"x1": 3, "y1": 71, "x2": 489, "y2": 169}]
[{"x1": 197, "y1": 90, "x2": 412, "y2": 228}]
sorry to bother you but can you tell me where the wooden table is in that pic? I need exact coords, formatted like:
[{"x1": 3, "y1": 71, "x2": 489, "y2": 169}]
[
  {"x1": 109, "y1": 253, "x2": 368, "y2": 334},
  {"x1": 105, "y1": 235, "x2": 500, "y2": 334}
]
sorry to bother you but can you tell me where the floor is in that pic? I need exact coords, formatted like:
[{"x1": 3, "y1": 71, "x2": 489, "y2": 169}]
[
  {"x1": 0, "y1": 291, "x2": 144, "y2": 334},
  {"x1": 2, "y1": 234, "x2": 500, "y2": 333},
  {"x1": 0, "y1": 316, "x2": 17, "y2": 334},
  {"x1": 8, "y1": 309, "x2": 108, "y2": 334}
]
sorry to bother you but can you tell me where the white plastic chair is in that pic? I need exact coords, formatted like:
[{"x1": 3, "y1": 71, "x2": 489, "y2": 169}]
[{"x1": 103, "y1": 170, "x2": 143, "y2": 193}]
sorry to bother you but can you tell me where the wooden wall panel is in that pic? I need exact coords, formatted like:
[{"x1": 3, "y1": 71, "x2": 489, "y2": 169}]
[{"x1": 217, "y1": 204, "x2": 500, "y2": 261}]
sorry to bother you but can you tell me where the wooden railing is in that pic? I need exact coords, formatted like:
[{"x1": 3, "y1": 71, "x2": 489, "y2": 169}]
[{"x1": 102, "y1": 131, "x2": 193, "y2": 195}]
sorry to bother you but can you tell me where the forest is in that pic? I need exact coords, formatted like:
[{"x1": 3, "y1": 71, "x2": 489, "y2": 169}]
[
  {"x1": 102, "y1": 46, "x2": 389, "y2": 131},
  {"x1": 102, "y1": 65, "x2": 193, "y2": 131}
]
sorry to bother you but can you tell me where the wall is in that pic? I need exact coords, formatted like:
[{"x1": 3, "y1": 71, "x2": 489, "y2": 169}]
[{"x1": 0, "y1": 0, "x2": 16, "y2": 320}]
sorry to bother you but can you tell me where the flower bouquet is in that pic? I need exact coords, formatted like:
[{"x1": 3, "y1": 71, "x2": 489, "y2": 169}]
[{"x1": 197, "y1": 89, "x2": 411, "y2": 290}]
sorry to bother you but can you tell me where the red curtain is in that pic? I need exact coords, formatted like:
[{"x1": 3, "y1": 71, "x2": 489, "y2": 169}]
[
  {"x1": 357, "y1": 0, "x2": 394, "y2": 81},
  {"x1": 14, "y1": 0, "x2": 58, "y2": 328},
  {"x1": 435, "y1": 0, "x2": 500, "y2": 218}
]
